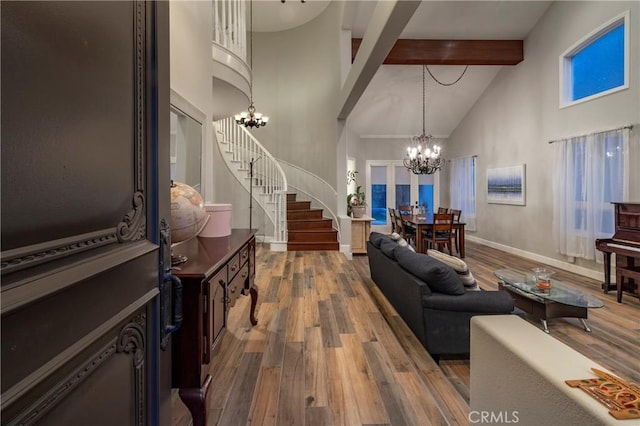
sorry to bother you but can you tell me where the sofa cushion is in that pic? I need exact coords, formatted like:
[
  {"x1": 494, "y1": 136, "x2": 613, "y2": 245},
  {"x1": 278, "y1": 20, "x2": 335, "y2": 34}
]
[
  {"x1": 379, "y1": 238, "x2": 398, "y2": 259},
  {"x1": 395, "y1": 248, "x2": 466, "y2": 295},
  {"x1": 369, "y1": 231, "x2": 392, "y2": 248},
  {"x1": 427, "y1": 249, "x2": 479, "y2": 291}
]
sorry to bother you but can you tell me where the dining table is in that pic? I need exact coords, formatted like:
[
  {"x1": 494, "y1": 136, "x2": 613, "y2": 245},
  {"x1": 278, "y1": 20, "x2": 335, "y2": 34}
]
[{"x1": 404, "y1": 214, "x2": 466, "y2": 258}]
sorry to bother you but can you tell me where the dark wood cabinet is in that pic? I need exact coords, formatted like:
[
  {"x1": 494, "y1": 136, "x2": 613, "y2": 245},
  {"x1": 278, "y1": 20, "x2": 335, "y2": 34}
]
[{"x1": 171, "y1": 229, "x2": 257, "y2": 426}]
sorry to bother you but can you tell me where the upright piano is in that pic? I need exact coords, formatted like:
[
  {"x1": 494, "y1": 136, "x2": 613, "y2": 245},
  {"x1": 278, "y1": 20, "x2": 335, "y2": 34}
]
[{"x1": 595, "y1": 202, "x2": 640, "y2": 302}]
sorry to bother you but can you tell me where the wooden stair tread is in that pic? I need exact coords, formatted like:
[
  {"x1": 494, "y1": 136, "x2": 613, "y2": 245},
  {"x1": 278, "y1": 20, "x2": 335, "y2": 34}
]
[
  {"x1": 285, "y1": 193, "x2": 338, "y2": 251},
  {"x1": 287, "y1": 201, "x2": 312, "y2": 211},
  {"x1": 287, "y1": 241, "x2": 339, "y2": 251},
  {"x1": 288, "y1": 229, "x2": 337, "y2": 233}
]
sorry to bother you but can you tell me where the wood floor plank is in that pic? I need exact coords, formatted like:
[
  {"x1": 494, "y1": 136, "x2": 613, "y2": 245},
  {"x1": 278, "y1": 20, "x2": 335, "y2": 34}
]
[
  {"x1": 383, "y1": 314, "x2": 470, "y2": 425},
  {"x1": 367, "y1": 311, "x2": 413, "y2": 373},
  {"x1": 315, "y1": 268, "x2": 332, "y2": 302},
  {"x1": 292, "y1": 272, "x2": 305, "y2": 298},
  {"x1": 336, "y1": 272, "x2": 357, "y2": 297},
  {"x1": 277, "y1": 276, "x2": 293, "y2": 309},
  {"x1": 305, "y1": 406, "x2": 334, "y2": 426},
  {"x1": 344, "y1": 294, "x2": 378, "y2": 343},
  {"x1": 340, "y1": 333, "x2": 390, "y2": 424},
  {"x1": 261, "y1": 308, "x2": 289, "y2": 367},
  {"x1": 207, "y1": 327, "x2": 251, "y2": 411},
  {"x1": 244, "y1": 300, "x2": 276, "y2": 353},
  {"x1": 394, "y1": 372, "x2": 449, "y2": 426},
  {"x1": 286, "y1": 296, "x2": 305, "y2": 343},
  {"x1": 303, "y1": 282, "x2": 321, "y2": 329},
  {"x1": 277, "y1": 342, "x2": 305, "y2": 426},
  {"x1": 325, "y1": 347, "x2": 362, "y2": 426},
  {"x1": 264, "y1": 276, "x2": 281, "y2": 303},
  {"x1": 282, "y1": 252, "x2": 294, "y2": 280},
  {"x1": 247, "y1": 366, "x2": 280, "y2": 426},
  {"x1": 318, "y1": 300, "x2": 342, "y2": 348},
  {"x1": 330, "y1": 293, "x2": 356, "y2": 334},
  {"x1": 362, "y1": 341, "x2": 414, "y2": 426},
  {"x1": 293, "y1": 251, "x2": 305, "y2": 274},
  {"x1": 304, "y1": 326, "x2": 329, "y2": 408},
  {"x1": 303, "y1": 267, "x2": 315, "y2": 291},
  {"x1": 217, "y1": 352, "x2": 263, "y2": 426}
]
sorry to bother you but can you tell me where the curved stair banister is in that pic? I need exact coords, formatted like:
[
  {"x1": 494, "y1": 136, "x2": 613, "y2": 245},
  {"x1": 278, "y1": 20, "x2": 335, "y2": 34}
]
[{"x1": 215, "y1": 117, "x2": 288, "y2": 244}]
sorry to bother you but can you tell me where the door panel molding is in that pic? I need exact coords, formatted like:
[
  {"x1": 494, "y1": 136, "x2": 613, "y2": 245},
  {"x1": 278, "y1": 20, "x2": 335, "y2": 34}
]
[
  {"x1": 1, "y1": 240, "x2": 158, "y2": 314},
  {"x1": 2, "y1": 291, "x2": 157, "y2": 411},
  {"x1": 116, "y1": 317, "x2": 146, "y2": 426},
  {"x1": 4, "y1": 311, "x2": 150, "y2": 426},
  {"x1": 1, "y1": 0, "x2": 148, "y2": 266}
]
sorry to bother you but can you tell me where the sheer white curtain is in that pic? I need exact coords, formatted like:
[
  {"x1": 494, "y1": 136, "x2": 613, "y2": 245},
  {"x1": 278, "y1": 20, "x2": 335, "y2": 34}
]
[
  {"x1": 449, "y1": 156, "x2": 476, "y2": 231},
  {"x1": 552, "y1": 128, "x2": 629, "y2": 260}
]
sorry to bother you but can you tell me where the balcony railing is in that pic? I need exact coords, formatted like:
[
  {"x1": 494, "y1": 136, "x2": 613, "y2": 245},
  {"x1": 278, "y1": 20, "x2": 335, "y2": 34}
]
[{"x1": 213, "y1": 0, "x2": 247, "y2": 62}]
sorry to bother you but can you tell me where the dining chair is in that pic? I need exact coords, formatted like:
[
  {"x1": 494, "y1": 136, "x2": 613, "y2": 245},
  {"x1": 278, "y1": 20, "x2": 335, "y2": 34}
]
[
  {"x1": 449, "y1": 209, "x2": 462, "y2": 254},
  {"x1": 437, "y1": 207, "x2": 448, "y2": 214},
  {"x1": 398, "y1": 205, "x2": 412, "y2": 215},
  {"x1": 395, "y1": 210, "x2": 416, "y2": 246},
  {"x1": 388, "y1": 208, "x2": 399, "y2": 232},
  {"x1": 422, "y1": 213, "x2": 454, "y2": 255}
]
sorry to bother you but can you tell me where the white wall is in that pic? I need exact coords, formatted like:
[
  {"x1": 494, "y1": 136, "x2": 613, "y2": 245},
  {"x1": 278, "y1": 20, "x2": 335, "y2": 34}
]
[
  {"x1": 444, "y1": 0, "x2": 640, "y2": 275},
  {"x1": 169, "y1": 1, "x2": 215, "y2": 202}
]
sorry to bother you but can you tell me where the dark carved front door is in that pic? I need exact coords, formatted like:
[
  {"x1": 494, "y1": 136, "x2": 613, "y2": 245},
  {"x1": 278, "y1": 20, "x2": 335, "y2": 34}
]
[{"x1": 1, "y1": 2, "x2": 172, "y2": 425}]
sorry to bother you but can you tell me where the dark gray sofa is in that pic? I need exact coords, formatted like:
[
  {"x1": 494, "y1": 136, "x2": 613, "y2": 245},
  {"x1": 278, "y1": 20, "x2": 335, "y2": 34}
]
[{"x1": 367, "y1": 233, "x2": 514, "y2": 359}]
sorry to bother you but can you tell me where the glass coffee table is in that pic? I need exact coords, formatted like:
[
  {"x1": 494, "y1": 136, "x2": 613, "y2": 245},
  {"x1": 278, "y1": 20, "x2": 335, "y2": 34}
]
[{"x1": 494, "y1": 268, "x2": 604, "y2": 334}]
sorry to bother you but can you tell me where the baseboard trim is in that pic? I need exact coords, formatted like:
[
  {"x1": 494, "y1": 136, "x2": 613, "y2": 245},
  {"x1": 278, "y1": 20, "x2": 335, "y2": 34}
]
[
  {"x1": 269, "y1": 241, "x2": 287, "y2": 252},
  {"x1": 340, "y1": 245, "x2": 353, "y2": 260},
  {"x1": 465, "y1": 235, "x2": 605, "y2": 282}
]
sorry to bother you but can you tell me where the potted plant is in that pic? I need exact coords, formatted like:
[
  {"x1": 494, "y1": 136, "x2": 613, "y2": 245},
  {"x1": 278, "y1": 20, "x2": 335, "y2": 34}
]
[{"x1": 347, "y1": 185, "x2": 366, "y2": 218}]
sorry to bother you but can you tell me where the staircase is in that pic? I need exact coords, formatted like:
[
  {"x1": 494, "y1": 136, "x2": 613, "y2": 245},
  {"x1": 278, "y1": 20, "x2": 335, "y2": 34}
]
[
  {"x1": 286, "y1": 193, "x2": 339, "y2": 251},
  {"x1": 216, "y1": 116, "x2": 341, "y2": 251},
  {"x1": 215, "y1": 117, "x2": 288, "y2": 245}
]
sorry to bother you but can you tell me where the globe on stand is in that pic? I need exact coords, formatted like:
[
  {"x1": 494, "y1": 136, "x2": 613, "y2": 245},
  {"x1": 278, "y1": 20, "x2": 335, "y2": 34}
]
[{"x1": 170, "y1": 181, "x2": 208, "y2": 266}]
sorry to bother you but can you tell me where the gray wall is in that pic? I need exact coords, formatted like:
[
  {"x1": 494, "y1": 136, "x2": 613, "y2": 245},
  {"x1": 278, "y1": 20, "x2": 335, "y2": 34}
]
[
  {"x1": 248, "y1": 2, "x2": 342, "y2": 188},
  {"x1": 170, "y1": 1, "x2": 215, "y2": 202},
  {"x1": 443, "y1": 0, "x2": 640, "y2": 275}
]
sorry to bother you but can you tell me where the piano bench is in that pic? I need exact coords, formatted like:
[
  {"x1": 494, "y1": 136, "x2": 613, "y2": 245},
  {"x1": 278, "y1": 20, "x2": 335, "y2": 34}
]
[{"x1": 615, "y1": 266, "x2": 640, "y2": 303}]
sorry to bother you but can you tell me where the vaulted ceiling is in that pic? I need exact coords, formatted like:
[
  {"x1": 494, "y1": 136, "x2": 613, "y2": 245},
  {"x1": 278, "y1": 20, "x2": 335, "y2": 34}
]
[{"x1": 252, "y1": 0, "x2": 552, "y2": 138}]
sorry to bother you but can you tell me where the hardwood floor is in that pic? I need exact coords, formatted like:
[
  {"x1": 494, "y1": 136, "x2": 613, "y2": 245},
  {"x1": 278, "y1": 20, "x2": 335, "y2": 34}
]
[{"x1": 172, "y1": 241, "x2": 640, "y2": 425}]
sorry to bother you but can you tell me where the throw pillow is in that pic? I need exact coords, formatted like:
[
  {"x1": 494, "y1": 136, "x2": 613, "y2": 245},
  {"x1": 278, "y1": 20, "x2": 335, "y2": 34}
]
[
  {"x1": 390, "y1": 232, "x2": 416, "y2": 252},
  {"x1": 394, "y1": 248, "x2": 466, "y2": 295},
  {"x1": 427, "y1": 249, "x2": 479, "y2": 291}
]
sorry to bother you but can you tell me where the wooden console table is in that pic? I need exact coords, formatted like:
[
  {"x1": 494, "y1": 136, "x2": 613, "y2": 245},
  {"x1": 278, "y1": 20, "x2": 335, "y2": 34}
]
[{"x1": 171, "y1": 229, "x2": 257, "y2": 426}]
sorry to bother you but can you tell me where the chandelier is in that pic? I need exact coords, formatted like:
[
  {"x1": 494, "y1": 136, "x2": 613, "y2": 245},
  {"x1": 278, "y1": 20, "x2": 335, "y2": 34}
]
[
  {"x1": 235, "y1": 102, "x2": 268, "y2": 128},
  {"x1": 403, "y1": 65, "x2": 443, "y2": 175},
  {"x1": 235, "y1": 0, "x2": 268, "y2": 128}
]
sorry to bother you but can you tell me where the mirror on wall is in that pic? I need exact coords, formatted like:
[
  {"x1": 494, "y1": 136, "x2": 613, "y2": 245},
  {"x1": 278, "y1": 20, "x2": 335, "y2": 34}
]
[{"x1": 169, "y1": 93, "x2": 204, "y2": 193}]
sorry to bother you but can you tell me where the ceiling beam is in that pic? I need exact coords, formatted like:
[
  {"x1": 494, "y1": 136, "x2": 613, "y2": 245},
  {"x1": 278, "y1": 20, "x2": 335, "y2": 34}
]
[
  {"x1": 337, "y1": 1, "x2": 422, "y2": 120},
  {"x1": 351, "y1": 38, "x2": 524, "y2": 65}
]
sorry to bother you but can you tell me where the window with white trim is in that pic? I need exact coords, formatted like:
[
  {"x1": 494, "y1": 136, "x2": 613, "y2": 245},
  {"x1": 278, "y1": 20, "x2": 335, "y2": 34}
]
[{"x1": 560, "y1": 11, "x2": 628, "y2": 108}]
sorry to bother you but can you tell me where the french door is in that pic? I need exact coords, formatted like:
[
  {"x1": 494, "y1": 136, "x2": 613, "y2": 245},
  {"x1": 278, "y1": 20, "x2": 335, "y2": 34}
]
[{"x1": 366, "y1": 161, "x2": 440, "y2": 234}]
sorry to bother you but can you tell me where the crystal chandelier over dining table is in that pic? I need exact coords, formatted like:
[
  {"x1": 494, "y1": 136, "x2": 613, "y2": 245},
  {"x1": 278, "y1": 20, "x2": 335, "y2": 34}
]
[{"x1": 403, "y1": 65, "x2": 444, "y2": 175}]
